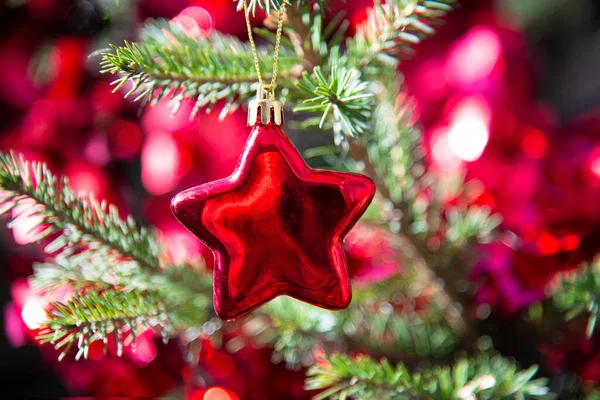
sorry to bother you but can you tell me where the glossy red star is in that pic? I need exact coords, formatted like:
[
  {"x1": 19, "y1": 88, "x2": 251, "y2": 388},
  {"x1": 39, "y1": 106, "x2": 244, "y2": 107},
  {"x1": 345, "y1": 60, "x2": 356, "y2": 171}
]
[{"x1": 171, "y1": 123, "x2": 375, "y2": 320}]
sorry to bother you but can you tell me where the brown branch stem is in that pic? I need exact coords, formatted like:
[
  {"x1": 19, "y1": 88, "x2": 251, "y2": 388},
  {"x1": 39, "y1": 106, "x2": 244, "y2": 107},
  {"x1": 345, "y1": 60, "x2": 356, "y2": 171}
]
[{"x1": 285, "y1": 4, "x2": 321, "y2": 73}]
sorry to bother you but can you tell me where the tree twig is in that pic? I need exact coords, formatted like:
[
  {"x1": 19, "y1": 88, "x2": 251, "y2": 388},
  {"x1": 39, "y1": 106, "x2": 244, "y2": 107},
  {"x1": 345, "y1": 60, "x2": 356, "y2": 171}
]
[{"x1": 283, "y1": 2, "x2": 474, "y2": 342}]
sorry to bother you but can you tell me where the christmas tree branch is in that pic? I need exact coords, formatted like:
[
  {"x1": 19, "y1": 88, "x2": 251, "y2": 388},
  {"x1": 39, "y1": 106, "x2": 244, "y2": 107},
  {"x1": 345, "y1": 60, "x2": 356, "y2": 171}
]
[
  {"x1": 544, "y1": 256, "x2": 600, "y2": 338},
  {"x1": 254, "y1": 295, "x2": 458, "y2": 368},
  {"x1": 306, "y1": 352, "x2": 553, "y2": 400},
  {"x1": 347, "y1": 0, "x2": 455, "y2": 73},
  {"x1": 346, "y1": 83, "x2": 496, "y2": 341},
  {"x1": 30, "y1": 256, "x2": 118, "y2": 292},
  {"x1": 272, "y1": 0, "x2": 480, "y2": 341},
  {"x1": 100, "y1": 20, "x2": 302, "y2": 118},
  {"x1": 0, "y1": 151, "x2": 214, "y2": 357},
  {"x1": 0, "y1": 152, "x2": 161, "y2": 270},
  {"x1": 285, "y1": 2, "x2": 322, "y2": 72},
  {"x1": 295, "y1": 66, "x2": 373, "y2": 138},
  {"x1": 38, "y1": 289, "x2": 171, "y2": 361}
]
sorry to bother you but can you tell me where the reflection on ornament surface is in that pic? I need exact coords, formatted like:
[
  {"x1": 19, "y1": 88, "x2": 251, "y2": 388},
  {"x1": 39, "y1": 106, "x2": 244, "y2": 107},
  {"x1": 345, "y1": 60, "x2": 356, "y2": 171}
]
[{"x1": 172, "y1": 123, "x2": 375, "y2": 320}]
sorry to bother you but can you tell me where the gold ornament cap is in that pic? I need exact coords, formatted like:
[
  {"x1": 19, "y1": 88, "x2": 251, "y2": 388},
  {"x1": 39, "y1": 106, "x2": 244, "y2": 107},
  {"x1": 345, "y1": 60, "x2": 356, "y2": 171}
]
[{"x1": 247, "y1": 84, "x2": 284, "y2": 127}]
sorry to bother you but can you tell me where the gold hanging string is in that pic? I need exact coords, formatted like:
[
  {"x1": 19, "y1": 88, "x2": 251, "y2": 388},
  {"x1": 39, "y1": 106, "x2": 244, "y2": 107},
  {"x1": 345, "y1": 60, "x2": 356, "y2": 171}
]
[{"x1": 243, "y1": 1, "x2": 287, "y2": 99}]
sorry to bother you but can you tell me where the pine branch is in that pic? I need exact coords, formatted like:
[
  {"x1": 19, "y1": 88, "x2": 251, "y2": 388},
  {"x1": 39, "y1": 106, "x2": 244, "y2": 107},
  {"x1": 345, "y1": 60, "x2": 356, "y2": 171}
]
[
  {"x1": 361, "y1": 83, "x2": 424, "y2": 207},
  {"x1": 0, "y1": 152, "x2": 161, "y2": 270},
  {"x1": 445, "y1": 205, "x2": 502, "y2": 249},
  {"x1": 343, "y1": 83, "x2": 476, "y2": 339},
  {"x1": 295, "y1": 66, "x2": 373, "y2": 138},
  {"x1": 0, "y1": 151, "x2": 214, "y2": 358},
  {"x1": 250, "y1": 293, "x2": 458, "y2": 368},
  {"x1": 30, "y1": 254, "x2": 213, "y2": 329},
  {"x1": 346, "y1": 0, "x2": 455, "y2": 73},
  {"x1": 549, "y1": 257, "x2": 600, "y2": 338},
  {"x1": 100, "y1": 19, "x2": 302, "y2": 118},
  {"x1": 306, "y1": 352, "x2": 554, "y2": 400},
  {"x1": 271, "y1": 0, "x2": 481, "y2": 344},
  {"x1": 236, "y1": 0, "x2": 289, "y2": 16},
  {"x1": 30, "y1": 256, "x2": 124, "y2": 292},
  {"x1": 38, "y1": 289, "x2": 171, "y2": 361}
]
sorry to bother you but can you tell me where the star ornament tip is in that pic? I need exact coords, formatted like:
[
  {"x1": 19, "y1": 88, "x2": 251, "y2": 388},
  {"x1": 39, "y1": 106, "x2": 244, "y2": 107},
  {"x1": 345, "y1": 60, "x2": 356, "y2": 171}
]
[{"x1": 171, "y1": 124, "x2": 375, "y2": 320}]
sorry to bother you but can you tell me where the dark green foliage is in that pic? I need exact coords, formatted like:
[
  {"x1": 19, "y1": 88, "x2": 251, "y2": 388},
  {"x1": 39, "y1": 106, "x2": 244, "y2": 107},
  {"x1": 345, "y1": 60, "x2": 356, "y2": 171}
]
[
  {"x1": 365, "y1": 83, "x2": 424, "y2": 207},
  {"x1": 306, "y1": 352, "x2": 554, "y2": 400},
  {"x1": 100, "y1": 0, "x2": 455, "y2": 137},
  {"x1": 0, "y1": 152, "x2": 161, "y2": 269},
  {"x1": 346, "y1": 0, "x2": 455, "y2": 74},
  {"x1": 38, "y1": 289, "x2": 170, "y2": 361},
  {"x1": 252, "y1": 294, "x2": 458, "y2": 369},
  {"x1": 295, "y1": 66, "x2": 373, "y2": 138},
  {"x1": 0, "y1": 151, "x2": 214, "y2": 358},
  {"x1": 100, "y1": 20, "x2": 301, "y2": 119},
  {"x1": 550, "y1": 259, "x2": 600, "y2": 338}
]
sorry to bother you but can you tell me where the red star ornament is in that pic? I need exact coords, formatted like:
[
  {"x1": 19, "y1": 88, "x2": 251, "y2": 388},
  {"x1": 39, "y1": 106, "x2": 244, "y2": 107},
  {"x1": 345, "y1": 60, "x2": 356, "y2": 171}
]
[{"x1": 171, "y1": 119, "x2": 375, "y2": 320}]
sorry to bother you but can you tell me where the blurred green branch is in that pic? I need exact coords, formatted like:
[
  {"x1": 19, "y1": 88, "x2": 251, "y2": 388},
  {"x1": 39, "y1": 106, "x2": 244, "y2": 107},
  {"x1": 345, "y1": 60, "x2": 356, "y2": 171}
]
[
  {"x1": 306, "y1": 352, "x2": 553, "y2": 400},
  {"x1": 547, "y1": 257, "x2": 600, "y2": 338}
]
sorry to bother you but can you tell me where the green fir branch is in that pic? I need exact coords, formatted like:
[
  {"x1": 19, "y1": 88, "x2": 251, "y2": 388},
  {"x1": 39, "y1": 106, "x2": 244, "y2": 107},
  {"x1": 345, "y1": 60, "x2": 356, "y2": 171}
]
[
  {"x1": 346, "y1": 0, "x2": 455, "y2": 73},
  {"x1": 251, "y1": 294, "x2": 458, "y2": 368},
  {"x1": 306, "y1": 352, "x2": 554, "y2": 400},
  {"x1": 100, "y1": 19, "x2": 301, "y2": 118},
  {"x1": 30, "y1": 256, "x2": 125, "y2": 292},
  {"x1": 236, "y1": 0, "x2": 289, "y2": 15},
  {"x1": 29, "y1": 255, "x2": 215, "y2": 327},
  {"x1": 295, "y1": 66, "x2": 373, "y2": 139},
  {"x1": 363, "y1": 82, "x2": 424, "y2": 208},
  {"x1": 99, "y1": 0, "x2": 455, "y2": 125},
  {"x1": 0, "y1": 152, "x2": 161, "y2": 270},
  {"x1": 38, "y1": 289, "x2": 171, "y2": 361},
  {"x1": 0, "y1": 151, "x2": 214, "y2": 359},
  {"x1": 445, "y1": 205, "x2": 502, "y2": 248},
  {"x1": 550, "y1": 258, "x2": 600, "y2": 338}
]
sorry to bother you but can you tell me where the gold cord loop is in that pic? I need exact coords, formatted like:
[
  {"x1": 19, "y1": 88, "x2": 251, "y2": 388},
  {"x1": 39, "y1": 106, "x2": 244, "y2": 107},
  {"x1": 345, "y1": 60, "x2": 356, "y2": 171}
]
[{"x1": 243, "y1": 1, "x2": 287, "y2": 99}]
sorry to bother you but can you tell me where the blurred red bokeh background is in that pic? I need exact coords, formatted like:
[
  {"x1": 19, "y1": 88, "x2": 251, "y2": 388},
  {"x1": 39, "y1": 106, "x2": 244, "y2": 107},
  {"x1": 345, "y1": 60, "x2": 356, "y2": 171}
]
[{"x1": 1, "y1": 0, "x2": 600, "y2": 398}]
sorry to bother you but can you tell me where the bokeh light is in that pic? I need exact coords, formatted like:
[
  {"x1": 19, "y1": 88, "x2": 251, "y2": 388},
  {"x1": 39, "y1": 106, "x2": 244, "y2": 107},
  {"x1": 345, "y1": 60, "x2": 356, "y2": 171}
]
[
  {"x1": 446, "y1": 26, "x2": 502, "y2": 86},
  {"x1": 590, "y1": 147, "x2": 600, "y2": 178},
  {"x1": 4, "y1": 303, "x2": 26, "y2": 347},
  {"x1": 21, "y1": 296, "x2": 46, "y2": 330},
  {"x1": 108, "y1": 119, "x2": 143, "y2": 158},
  {"x1": 84, "y1": 134, "x2": 111, "y2": 166},
  {"x1": 128, "y1": 331, "x2": 157, "y2": 367},
  {"x1": 521, "y1": 128, "x2": 547, "y2": 159},
  {"x1": 177, "y1": 6, "x2": 214, "y2": 35},
  {"x1": 204, "y1": 387, "x2": 238, "y2": 400},
  {"x1": 431, "y1": 127, "x2": 462, "y2": 170},
  {"x1": 142, "y1": 132, "x2": 182, "y2": 195},
  {"x1": 66, "y1": 162, "x2": 106, "y2": 195},
  {"x1": 447, "y1": 97, "x2": 491, "y2": 162},
  {"x1": 536, "y1": 231, "x2": 560, "y2": 256}
]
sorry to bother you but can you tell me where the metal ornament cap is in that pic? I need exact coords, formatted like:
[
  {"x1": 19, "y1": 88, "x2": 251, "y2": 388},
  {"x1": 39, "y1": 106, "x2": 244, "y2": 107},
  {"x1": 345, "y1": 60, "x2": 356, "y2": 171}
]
[{"x1": 247, "y1": 84, "x2": 284, "y2": 126}]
